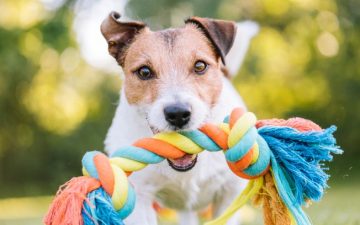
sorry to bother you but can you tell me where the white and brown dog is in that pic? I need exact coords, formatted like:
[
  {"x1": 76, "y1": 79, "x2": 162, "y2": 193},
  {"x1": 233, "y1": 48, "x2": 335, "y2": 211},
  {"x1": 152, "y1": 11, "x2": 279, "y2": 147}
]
[{"x1": 101, "y1": 12, "x2": 258, "y2": 225}]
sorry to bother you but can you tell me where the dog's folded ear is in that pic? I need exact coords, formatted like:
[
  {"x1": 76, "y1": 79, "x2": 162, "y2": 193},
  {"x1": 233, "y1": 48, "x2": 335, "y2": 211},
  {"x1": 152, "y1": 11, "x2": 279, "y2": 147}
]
[
  {"x1": 185, "y1": 17, "x2": 236, "y2": 65},
  {"x1": 101, "y1": 11, "x2": 146, "y2": 65}
]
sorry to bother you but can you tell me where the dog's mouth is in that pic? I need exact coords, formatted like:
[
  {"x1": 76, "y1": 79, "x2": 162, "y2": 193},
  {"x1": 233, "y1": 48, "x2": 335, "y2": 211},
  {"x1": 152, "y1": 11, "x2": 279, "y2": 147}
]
[
  {"x1": 149, "y1": 125, "x2": 198, "y2": 171},
  {"x1": 167, "y1": 154, "x2": 198, "y2": 172}
]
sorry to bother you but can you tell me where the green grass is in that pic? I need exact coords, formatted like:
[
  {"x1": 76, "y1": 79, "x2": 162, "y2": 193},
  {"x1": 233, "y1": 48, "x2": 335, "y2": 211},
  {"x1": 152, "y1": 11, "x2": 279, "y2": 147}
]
[
  {"x1": 0, "y1": 184, "x2": 359, "y2": 225},
  {"x1": 304, "y1": 185, "x2": 360, "y2": 225}
]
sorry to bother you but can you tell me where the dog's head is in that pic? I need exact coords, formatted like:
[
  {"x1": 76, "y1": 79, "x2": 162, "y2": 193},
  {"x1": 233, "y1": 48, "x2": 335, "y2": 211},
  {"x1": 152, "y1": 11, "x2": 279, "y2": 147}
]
[{"x1": 101, "y1": 12, "x2": 236, "y2": 171}]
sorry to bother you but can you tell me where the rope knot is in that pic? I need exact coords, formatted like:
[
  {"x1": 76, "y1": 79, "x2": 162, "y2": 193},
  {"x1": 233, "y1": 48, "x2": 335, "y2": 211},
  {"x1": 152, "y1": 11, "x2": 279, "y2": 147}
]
[
  {"x1": 224, "y1": 108, "x2": 271, "y2": 179},
  {"x1": 82, "y1": 151, "x2": 135, "y2": 219}
]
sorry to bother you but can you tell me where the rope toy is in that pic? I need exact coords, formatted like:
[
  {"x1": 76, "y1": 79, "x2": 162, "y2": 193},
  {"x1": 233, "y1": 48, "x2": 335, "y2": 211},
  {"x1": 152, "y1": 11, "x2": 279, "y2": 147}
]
[{"x1": 44, "y1": 107, "x2": 342, "y2": 225}]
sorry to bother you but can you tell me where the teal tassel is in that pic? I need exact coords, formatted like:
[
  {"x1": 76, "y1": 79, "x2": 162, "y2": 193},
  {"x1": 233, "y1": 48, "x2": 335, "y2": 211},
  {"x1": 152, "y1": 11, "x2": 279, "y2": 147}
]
[{"x1": 258, "y1": 125, "x2": 342, "y2": 225}]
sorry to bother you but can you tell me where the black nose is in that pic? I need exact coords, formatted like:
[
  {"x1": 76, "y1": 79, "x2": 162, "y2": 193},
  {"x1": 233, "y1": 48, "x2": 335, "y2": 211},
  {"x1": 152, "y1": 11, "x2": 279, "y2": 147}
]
[{"x1": 164, "y1": 103, "x2": 191, "y2": 128}]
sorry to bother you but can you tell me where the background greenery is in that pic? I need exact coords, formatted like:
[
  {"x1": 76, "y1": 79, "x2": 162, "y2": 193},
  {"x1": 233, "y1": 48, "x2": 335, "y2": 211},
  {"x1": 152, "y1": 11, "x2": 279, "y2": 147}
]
[{"x1": 0, "y1": 0, "x2": 359, "y2": 224}]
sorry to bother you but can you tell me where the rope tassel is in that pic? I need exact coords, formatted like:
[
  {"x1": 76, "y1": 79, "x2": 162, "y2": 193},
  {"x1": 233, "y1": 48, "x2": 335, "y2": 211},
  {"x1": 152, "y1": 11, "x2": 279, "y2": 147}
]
[{"x1": 44, "y1": 107, "x2": 342, "y2": 225}]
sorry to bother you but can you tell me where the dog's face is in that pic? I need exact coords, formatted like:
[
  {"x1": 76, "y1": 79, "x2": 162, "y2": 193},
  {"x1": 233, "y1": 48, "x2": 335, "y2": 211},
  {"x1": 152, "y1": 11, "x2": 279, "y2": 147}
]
[
  {"x1": 101, "y1": 12, "x2": 236, "y2": 171},
  {"x1": 123, "y1": 25, "x2": 224, "y2": 132}
]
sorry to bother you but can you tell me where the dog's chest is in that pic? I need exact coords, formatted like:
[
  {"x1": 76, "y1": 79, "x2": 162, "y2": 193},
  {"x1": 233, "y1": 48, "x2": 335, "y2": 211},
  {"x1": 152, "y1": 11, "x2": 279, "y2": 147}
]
[
  {"x1": 153, "y1": 152, "x2": 230, "y2": 210},
  {"x1": 155, "y1": 176, "x2": 216, "y2": 210}
]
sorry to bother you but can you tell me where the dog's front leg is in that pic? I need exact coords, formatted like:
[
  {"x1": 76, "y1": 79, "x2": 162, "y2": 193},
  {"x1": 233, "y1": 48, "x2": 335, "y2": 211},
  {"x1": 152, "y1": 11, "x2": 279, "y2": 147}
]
[
  {"x1": 178, "y1": 211, "x2": 199, "y2": 225},
  {"x1": 213, "y1": 194, "x2": 242, "y2": 225},
  {"x1": 124, "y1": 193, "x2": 158, "y2": 225},
  {"x1": 212, "y1": 180, "x2": 247, "y2": 225}
]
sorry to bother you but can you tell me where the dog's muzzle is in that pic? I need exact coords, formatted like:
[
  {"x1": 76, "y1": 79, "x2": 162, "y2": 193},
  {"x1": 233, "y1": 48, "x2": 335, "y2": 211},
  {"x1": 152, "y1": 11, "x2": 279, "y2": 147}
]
[
  {"x1": 164, "y1": 103, "x2": 191, "y2": 129},
  {"x1": 167, "y1": 154, "x2": 198, "y2": 172}
]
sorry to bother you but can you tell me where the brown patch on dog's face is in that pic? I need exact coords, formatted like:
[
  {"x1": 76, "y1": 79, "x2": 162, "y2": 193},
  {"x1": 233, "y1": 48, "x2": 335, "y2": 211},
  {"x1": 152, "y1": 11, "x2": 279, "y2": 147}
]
[
  {"x1": 122, "y1": 24, "x2": 223, "y2": 107},
  {"x1": 101, "y1": 12, "x2": 237, "y2": 131}
]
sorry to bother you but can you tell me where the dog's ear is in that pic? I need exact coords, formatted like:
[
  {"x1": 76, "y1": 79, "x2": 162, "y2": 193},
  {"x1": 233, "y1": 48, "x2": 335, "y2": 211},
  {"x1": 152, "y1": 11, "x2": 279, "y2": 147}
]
[
  {"x1": 185, "y1": 17, "x2": 236, "y2": 65},
  {"x1": 101, "y1": 11, "x2": 146, "y2": 65}
]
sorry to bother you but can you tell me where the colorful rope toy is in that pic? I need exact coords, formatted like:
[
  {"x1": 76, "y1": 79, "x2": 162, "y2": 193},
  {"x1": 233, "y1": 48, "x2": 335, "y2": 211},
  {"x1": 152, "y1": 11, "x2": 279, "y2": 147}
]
[{"x1": 44, "y1": 107, "x2": 342, "y2": 225}]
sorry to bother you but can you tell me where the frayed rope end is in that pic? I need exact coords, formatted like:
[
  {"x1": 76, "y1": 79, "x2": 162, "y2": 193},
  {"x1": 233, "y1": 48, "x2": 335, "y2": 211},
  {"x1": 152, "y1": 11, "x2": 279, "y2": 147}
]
[{"x1": 43, "y1": 176, "x2": 100, "y2": 225}]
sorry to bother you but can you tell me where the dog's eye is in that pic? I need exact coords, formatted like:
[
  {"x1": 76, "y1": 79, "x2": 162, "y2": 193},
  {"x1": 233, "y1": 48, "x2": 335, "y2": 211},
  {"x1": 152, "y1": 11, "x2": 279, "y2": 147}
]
[
  {"x1": 136, "y1": 66, "x2": 154, "y2": 80},
  {"x1": 194, "y1": 61, "x2": 208, "y2": 75}
]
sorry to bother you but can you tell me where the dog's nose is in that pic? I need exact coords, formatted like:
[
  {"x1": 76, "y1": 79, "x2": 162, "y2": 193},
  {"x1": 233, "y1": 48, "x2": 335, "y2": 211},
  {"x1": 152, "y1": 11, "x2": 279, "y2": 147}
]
[{"x1": 164, "y1": 103, "x2": 191, "y2": 128}]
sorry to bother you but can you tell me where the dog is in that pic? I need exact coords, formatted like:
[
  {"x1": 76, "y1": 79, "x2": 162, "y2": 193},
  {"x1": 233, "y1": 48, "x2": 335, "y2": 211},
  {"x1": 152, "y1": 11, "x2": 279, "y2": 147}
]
[{"x1": 101, "y1": 11, "x2": 257, "y2": 225}]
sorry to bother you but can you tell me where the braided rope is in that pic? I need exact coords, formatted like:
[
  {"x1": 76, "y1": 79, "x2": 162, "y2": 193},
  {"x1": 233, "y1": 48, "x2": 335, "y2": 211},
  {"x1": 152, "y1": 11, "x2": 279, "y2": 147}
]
[
  {"x1": 45, "y1": 106, "x2": 341, "y2": 225},
  {"x1": 81, "y1": 108, "x2": 271, "y2": 219}
]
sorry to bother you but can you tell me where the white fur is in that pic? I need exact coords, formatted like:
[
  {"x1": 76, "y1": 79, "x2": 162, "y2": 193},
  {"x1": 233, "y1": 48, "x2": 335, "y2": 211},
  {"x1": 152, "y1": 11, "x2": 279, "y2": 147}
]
[
  {"x1": 147, "y1": 83, "x2": 209, "y2": 132},
  {"x1": 225, "y1": 21, "x2": 259, "y2": 77},
  {"x1": 104, "y1": 22, "x2": 258, "y2": 225},
  {"x1": 105, "y1": 78, "x2": 247, "y2": 225}
]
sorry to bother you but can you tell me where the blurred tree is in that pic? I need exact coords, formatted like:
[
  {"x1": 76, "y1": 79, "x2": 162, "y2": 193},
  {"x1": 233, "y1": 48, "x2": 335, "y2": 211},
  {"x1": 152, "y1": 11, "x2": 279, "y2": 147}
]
[
  {"x1": 0, "y1": 0, "x2": 120, "y2": 197},
  {"x1": 0, "y1": 0, "x2": 358, "y2": 197}
]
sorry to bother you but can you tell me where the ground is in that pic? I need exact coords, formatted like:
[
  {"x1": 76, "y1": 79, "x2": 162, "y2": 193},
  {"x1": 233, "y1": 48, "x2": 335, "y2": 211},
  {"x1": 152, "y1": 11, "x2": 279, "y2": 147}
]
[{"x1": 0, "y1": 184, "x2": 358, "y2": 225}]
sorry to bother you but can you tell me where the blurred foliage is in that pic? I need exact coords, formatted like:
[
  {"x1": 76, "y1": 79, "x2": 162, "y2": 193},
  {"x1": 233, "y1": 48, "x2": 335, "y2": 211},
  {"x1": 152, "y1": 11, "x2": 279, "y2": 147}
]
[
  {"x1": 0, "y1": 0, "x2": 120, "y2": 197},
  {"x1": 0, "y1": 0, "x2": 359, "y2": 197}
]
